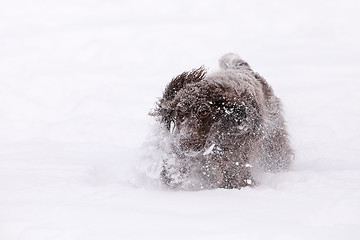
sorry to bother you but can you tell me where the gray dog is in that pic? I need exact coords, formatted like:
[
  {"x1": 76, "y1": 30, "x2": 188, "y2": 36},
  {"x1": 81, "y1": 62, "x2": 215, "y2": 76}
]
[{"x1": 151, "y1": 53, "x2": 293, "y2": 190}]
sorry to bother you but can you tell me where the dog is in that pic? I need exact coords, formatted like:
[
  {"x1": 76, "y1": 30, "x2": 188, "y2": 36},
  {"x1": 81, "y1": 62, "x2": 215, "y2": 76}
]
[{"x1": 151, "y1": 53, "x2": 293, "y2": 190}]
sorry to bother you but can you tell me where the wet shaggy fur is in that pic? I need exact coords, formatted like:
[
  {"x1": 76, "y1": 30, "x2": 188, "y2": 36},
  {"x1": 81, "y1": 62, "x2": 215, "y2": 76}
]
[{"x1": 152, "y1": 53, "x2": 293, "y2": 190}]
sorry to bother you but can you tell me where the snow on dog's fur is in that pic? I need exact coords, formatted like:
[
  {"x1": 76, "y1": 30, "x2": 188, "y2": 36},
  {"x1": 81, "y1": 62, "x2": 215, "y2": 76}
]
[{"x1": 151, "y1": 53, "x2": 293, "y2": 190}]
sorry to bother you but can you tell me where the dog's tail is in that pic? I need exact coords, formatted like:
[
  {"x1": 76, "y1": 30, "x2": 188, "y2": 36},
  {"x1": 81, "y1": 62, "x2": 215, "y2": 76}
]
[{"x1": 219, "y1": 53, "x2": 251, "y2": 71}]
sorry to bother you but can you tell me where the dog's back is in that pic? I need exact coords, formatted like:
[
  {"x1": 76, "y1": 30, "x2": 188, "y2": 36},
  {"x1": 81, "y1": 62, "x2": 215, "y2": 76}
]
[{"x1": 219, "y1": 53, "x2": 294, "y2": 172}]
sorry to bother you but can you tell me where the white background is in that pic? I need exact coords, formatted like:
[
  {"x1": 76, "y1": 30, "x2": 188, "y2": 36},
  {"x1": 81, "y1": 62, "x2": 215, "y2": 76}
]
[{"x1": 1, "y1": 0, "x2": 360, "y2": 239}]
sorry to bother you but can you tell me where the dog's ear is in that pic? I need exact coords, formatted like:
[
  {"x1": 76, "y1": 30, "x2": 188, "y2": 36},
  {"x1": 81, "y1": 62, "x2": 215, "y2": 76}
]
[
  {"x1": 151, "y1": 67, "x2": 207, "y2": 130},
  {"x1": 163, "y1": 66, "x2": 207, "y2": 101},
  {"x1": 152, "y1": 66, "x2": 207, "y2": 130},
  {"x1": 149, "y1": 97, "x2": 174, "y2": 130}
]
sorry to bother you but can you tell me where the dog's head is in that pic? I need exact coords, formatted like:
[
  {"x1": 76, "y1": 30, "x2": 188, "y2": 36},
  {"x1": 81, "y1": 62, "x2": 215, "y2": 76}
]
[{"x1": 153, "y1": 67, "x2": 262, "y2": 154}]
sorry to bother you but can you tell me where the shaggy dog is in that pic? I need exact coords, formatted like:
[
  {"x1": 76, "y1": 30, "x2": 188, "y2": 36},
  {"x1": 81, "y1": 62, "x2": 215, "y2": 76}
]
[{"x1": 151, "y1": 53, "x2": 293, "y2": 190}]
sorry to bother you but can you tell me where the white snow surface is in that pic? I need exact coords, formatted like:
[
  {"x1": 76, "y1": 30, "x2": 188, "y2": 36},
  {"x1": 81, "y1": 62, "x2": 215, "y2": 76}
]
[{"x1": 1, "y1": 0, "x2": 360, "y2": 239}]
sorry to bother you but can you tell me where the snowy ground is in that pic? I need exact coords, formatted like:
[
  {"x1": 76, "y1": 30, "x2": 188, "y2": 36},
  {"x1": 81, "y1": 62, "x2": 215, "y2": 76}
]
[{"x1": 1, "y1": 0, "x2": 360, "y2": 239}]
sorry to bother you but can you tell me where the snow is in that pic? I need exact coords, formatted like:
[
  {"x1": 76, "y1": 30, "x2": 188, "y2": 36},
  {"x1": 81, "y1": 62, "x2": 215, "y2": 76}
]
[
  {"x1": 1, "y1": 0, "x2": 360, "y2": 239},
  {"x1": 203, "y1": 143, "x2": 215, "y2": 156}
]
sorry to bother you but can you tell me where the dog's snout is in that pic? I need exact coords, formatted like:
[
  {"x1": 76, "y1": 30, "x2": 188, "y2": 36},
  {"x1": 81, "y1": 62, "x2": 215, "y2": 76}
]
[{"x1": 179, "y1": 138, "x2": 205, "y2": 152}]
